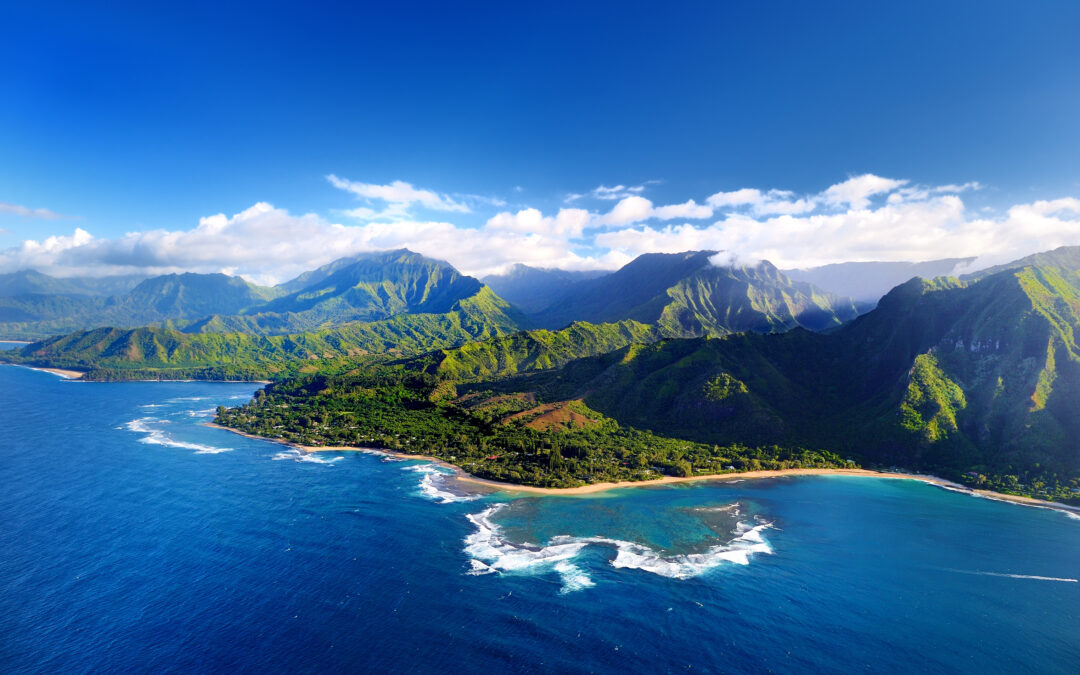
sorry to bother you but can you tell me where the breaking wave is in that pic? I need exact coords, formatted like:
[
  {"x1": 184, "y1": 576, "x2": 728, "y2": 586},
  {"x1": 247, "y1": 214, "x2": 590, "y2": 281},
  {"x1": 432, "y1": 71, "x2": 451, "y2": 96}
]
[
  {"x1": 271, "y1": 448, "x2": 343, "y2": 464},
  {"x1": 405, "y1": 464, "x2": 481, "y2": 504},
  {"x1": 463, "y1": 502, "x2": 772, "y2": 591},
  {"x1": 124, "y1": 417, "x2": 232, "y2": 454}
]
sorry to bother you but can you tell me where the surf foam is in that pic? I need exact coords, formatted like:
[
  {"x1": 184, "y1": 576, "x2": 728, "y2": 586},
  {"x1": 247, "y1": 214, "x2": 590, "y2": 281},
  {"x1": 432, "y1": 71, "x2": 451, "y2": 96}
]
[
  {"x1": 124, "y1": 417, "x2": 232, "y2": 454},
  {"x1": 463, "y1": 503, "x2": 773, "y2": 588},
  {"x1": 405, "y1": 464, "x2": 481, "y2": 504},
  {"x1": 271, "y1": 448, "x2": 343, "y2": 464}
]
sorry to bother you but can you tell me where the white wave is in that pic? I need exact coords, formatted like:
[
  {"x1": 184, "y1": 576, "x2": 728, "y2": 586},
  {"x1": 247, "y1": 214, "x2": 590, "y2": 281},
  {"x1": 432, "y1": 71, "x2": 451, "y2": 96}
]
[
  {"x1": 462, "y1": 504, "x2": 773, "y2": 585},
  {"x1": 405, "y1": 464, "x2": 481, "y2": 504},
  {"x1": 167, "y1": 396, "x2": 208, "y2": 402},
  {"x1": 186, "y1": 408, "x2": 218, "y2": 418},
  {"x1": 271, "y1": 448, "x2": 342, "y2": 464},
  {"x1": 139, "y1": 403, "x2": 165, "y2": 409},
  {"x1": 124, "y1": 417, "x2": 232, "y2": 454},
  {"x1": 948, "y1": 569, "x2": 1077, "y2": 583},
  {"x1": 464, "y1": 504, "x2": 588, "y2": 576},
  {"x1": 1063, "y1": 511, "x2": 1080, "y2": 521},
  {"x1": 554, "y1": 561, "x2": 594, "y2": 594}
]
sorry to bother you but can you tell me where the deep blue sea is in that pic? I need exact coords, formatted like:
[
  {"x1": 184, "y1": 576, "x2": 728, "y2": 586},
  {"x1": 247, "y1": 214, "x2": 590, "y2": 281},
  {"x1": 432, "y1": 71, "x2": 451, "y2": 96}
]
[{"x1": 2, "y1": 353, "x2": 1078, "y2": 673}]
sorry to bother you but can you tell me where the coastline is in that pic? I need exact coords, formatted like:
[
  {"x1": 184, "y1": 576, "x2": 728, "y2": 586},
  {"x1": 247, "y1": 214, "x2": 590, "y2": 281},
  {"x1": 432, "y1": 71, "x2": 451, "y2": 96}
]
[
  {"x1": 11, "y1": 365, "x2": 86, "y2": 379},
  {"x1": 205, "y1": 423, "x2": 1080, "y2": 516}
]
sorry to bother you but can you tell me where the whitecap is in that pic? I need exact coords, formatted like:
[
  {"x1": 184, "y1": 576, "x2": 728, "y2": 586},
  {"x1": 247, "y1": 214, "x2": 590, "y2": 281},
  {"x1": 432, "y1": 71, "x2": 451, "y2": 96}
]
[
  {"x1": 405, "y1": 464, "x2": 481, "y2": 504},
  {"x1": 553, "y1": 561, "x2": 595, "y2": 594},
  {"x1": 462, "y1": 503, "x2": 773, "y2": 584},
  {"x1": 1062, "y1": 511, "x2": 1080, "y2": 521},
  {"x1": 464, "y1": 504, "x2": 588, "y2": 576},
  {"x1": 271, "y1": 448, "x2": 342, "y2": 464},
  {"x1": 124, "y1": 417, "x2": 232, "y2": 454}
]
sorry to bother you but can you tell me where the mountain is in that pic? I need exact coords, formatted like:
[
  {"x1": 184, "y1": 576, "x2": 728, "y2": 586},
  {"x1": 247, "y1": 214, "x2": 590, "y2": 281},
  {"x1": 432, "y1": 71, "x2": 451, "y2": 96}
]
[
  {"x1": 124, "y1": 273, "x2": 282, "y2": 317},
  {"x1": 2, "y1": 284, "x2": 526, "y2": 379},
  {"x1": 0, "y1": 250, "x2": 515, "y2": 339},
  {"x1": 482, "y1": 264, "x2": 610, "y2": 314},
  {"x1": 497, "y1": 263, "x2": 1080, "y2": 484},
  {"x1": 530, "y1": 251, "x2": 860, "y2": 334},
  {"x1": 0, "y1": 270, "x2": 147, "y2": 298},
  {"x1": 251, "y1": 249, "x2": 490, "y2": 326},
  {"x1": 0, "y1": 272, "x2": 281, "y2": 339},
  {"x1": 0, "y1": 270, "x2": 93, "y2": 297},
  {"x1": 783, "y1": 257, "x2": 975, "y2": 304},
  {"x1": 960, "y1": 245, "x2": 1080, "y2": 281}
]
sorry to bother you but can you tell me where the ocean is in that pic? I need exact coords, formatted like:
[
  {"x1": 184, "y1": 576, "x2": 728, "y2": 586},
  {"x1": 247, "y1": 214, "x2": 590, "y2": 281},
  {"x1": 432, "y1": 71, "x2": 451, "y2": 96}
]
[{"x1": 1, "y1": 356, "x2": 1078, "y2": 673}]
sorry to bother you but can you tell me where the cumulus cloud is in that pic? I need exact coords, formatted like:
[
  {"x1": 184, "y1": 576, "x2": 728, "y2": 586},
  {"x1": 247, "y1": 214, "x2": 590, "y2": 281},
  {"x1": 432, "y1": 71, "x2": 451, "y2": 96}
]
[
  {"x1": 595, "y1": 191, "x2": 1080, "y2": 270},
  {"x1": 595, "y1": 196, "x2": 714, "y2": 226},
  {"x1": 822, "y1": 174, "x2": 908, "y2": 209},
  {"x1": 0, "y1": 202, "x2": 609, "y2": 283},
  {"x1": 706, "y1": 188, "x2": 816, "y2": 216},
  {"x1": 4, "y1": 174, "x2": 1080, "y2": 285},
  {"x1": 565, "y1": 183, "x2": 650, "y2": 202},
  {"x1": 0, "y1": 201, "x2": 66, "y2": 220},
  {"x1": 327, "y1": 175, "x2": 470, "y2": 217}
]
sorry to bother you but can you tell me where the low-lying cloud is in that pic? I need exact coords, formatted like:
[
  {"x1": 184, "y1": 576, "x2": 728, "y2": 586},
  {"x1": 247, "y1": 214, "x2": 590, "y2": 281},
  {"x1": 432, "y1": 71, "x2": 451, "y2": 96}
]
[{"x1": 3, "y1": 174, "x2": 1079, "y2": 284}]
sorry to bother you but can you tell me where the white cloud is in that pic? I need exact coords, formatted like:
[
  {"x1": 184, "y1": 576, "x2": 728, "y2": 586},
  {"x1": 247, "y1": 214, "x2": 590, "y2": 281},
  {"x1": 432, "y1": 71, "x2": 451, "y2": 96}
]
[
  {"x1": 822, "y1": 174, "x2": 908, "y2": 209},
  {"x1": 565, "y1": 183, "x2": 651, "y2": 203},
  {"x1": 327, "y1": 175, "x2": 470, "y2": 215},
  {"x1": 595, "y1": 196, "x2": 714, "y2": 226},
  {"x1": 486, "y1": 207, "x2": 590, "y2": 238},
  {"x1": 0, "y1": 201, "x2": 66, "y2": 220},
  {"x1": 706, "y1": 187, "x2": 816, "y2": 216},
  {"x1": 5, "y1": 174, "x2": 1080, "y2": 287},
  {"x1": 706, "y1": 188, "x2": 763, "y2": 208},
  {"x1": 595, "y1": 191, "x2": 1080, "y2": 270}
]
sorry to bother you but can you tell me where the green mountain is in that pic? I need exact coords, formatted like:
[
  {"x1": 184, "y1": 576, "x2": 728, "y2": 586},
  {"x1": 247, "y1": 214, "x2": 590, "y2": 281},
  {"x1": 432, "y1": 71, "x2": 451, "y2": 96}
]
[
  {"x1": 2, "y1": 285, "x2": 525, "y2": 379},
  {"x1": 0, "y1": 272, "x2": 280, "y2": 339},
  {"x1": 960, "y1": 245, "x2": 1080, "y2": 281},
  {"x1": 232, "y1": 249, "x2": 495, "y2": 332},
  {"x1": 482, "y1": 264, "x2": 611, "y2": 314},
  {"x1": 487, "y1": 264, "x2": 1080, "y2": 487},
  {"x1": 208, "y1": 252, "x2": 1080, "y2": 497},
  {"x1": 0, "y1": 250, "x2": 510, "y2": 339},
  {"x1": 783, "y1": 257, "x2": 975, "y2": 304},
  {"x1": 530, "y1": 251, "x2": 860, "y2": 334},
  {"x1": 0, "y1": 270, "x2": 147, "y2": 297}
]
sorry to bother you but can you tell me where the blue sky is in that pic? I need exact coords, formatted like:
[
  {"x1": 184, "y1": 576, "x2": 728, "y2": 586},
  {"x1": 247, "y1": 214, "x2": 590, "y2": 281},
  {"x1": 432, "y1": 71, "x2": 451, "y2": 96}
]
[{"x1": 2, "y1": 1, "x2": 1080, "y2": 282}]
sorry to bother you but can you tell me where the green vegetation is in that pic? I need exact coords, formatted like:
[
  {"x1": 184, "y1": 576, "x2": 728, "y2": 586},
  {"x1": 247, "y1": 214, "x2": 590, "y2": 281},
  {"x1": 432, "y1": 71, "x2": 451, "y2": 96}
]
[
  {"x1": 0, "y1": 286, "x2": 525, "y2": 379},
  {"x1": 529, "y1": 250, "x2": 859, "y2": 334},
  {"x1": 216, "y1": 367, "x2": 852, "y2": 488}
]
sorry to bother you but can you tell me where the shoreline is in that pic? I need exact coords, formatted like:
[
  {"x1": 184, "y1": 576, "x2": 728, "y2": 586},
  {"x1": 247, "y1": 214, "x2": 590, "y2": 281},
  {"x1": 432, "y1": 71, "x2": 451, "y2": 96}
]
[
  {"x1": 1, "y1": 364, "x2": 270, "y2": 384},
  {"x1": 206, "y1": 424, "x2": 1080, "y2": 516},
  {"x1": 15, "y1": 365, "x2": 86, "y2": 379}
]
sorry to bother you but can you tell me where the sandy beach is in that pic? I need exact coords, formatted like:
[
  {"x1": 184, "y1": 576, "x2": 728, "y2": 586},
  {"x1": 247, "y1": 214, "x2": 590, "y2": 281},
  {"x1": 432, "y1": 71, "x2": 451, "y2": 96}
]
[
  {"x1": 204, "y1": 423, "x2": 1080, "y2": 515},
  {"x1": 22, "y1": 366, "x2": 85, "y2": 379}
]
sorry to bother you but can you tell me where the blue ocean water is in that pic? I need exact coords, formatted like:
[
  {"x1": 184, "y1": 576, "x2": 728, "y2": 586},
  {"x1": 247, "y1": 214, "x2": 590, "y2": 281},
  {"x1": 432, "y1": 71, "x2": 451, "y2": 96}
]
[{"x1": 1, "y1": 358, "x2": 1078, "y2": 673}]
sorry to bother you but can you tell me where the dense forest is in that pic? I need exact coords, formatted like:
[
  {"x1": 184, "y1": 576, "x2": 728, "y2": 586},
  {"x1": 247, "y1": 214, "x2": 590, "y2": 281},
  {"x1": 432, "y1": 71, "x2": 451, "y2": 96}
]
[{"x1": 216, "y1": 367, "x2": 853, "y2": 488}]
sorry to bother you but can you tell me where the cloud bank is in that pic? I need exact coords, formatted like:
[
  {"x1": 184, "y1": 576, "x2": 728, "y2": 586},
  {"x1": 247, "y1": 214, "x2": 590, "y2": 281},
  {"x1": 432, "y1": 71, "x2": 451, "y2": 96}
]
[{"x1": 3, "y1": 174, "x2": 1080, "y2": 284}]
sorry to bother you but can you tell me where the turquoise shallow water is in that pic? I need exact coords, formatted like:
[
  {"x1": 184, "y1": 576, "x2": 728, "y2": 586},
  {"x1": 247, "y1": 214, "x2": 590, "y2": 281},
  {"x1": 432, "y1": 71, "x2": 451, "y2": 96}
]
[{"x1": 1, "y1": 355, "x2": 1078, "y2": 673}]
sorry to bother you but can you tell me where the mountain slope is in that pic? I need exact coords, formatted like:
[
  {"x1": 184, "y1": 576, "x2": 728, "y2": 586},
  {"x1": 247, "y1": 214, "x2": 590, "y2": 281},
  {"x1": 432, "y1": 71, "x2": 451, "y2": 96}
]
[
  {"x1": 2, "y1": 286, "x2": 525, "y2": 379},
  {"x1": 783, "y1": 257, "x2": 975, "y2": 304},
  {"x1": 0, "y1": 272, "x2": 280, "y2": 339},
  {"x1": 482, "y1": 264, "x2": 610, "y2": 313},
  {"x1": 506, "y1": 266, "x2": 1080, "y2": 480},
  {"x1": 531, "y1": 251, "x2": 860, "y2": 335}
]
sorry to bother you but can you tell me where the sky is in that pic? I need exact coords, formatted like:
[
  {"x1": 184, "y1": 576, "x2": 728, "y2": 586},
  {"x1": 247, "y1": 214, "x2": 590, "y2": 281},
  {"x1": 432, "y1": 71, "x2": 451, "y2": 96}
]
[{"x1": 2, "y1": 1, "x2": 1080, "y2": 284}]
